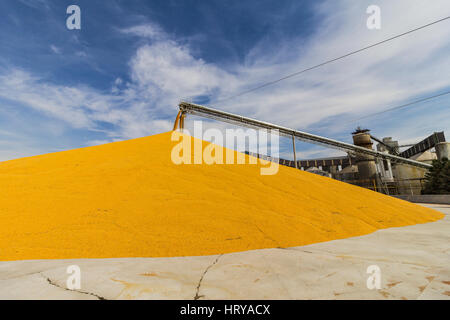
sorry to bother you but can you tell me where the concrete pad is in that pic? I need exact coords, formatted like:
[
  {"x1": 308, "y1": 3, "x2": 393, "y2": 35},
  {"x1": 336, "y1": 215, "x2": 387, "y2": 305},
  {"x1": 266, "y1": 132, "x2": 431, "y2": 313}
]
[{"x1": 0, "y1": 204, "x2": 449, "y2": 300}]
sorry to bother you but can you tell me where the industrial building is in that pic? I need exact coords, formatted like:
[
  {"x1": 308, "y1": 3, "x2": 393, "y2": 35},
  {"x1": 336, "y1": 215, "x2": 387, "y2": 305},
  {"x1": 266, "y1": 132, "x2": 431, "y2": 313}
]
[
  {"x1": 248, "y1": 129, "x2": 448, "y2": 196},
  {"x1": 177, "y1": 101, "x2": 447, "y2": 196}
]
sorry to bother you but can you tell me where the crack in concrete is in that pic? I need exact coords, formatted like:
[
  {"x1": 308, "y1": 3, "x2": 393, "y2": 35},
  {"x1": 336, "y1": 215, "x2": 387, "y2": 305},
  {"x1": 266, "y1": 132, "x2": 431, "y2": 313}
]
[
  {"x1": 194, "y1": 255, "x2": 223, "y2": 300},
  {"x1": 41, "y1": 273, "x2": 107, "y2": 300}
]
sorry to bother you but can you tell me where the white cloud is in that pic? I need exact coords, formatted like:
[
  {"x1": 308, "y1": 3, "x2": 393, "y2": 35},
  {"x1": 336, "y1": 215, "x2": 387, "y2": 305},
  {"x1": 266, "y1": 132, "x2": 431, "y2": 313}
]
[
  {"x1": 119, "y1": 23, "x2": 166, "y2": 40},
  {"x1": 211, "y1": 0, "x2": 450, "y2": 135},
  {"x1": 75, "y1": 51, "x2": 88, "y2": 58},
  {"x1": 18, "y1": 0, "x2": 50, "y2": 10},
  {"x1": 0, "y1": 70, "x2": 94, "y2": 128},
  {"x1": 128, "y1": 41, "x2": 237, "y2": 112},
  {"x1": 50, "y1": 45, "x2": 61, "y2": 54},
  {"x1": 0, "y1": 69, "x2": 172, "y2": 141},
  {"x1": 85, "y1": 139, "x2": 114, "y2": 147}
]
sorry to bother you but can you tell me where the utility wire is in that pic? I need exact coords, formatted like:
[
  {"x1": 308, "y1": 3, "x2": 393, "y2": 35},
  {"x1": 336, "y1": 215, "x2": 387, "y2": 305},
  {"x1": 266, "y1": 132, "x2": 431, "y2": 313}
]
[
  {"x1": 215, "y1": 16, "x2": 450, "y2": 104},
  {"x1": 348, "y1": 89, "x2": 450, "y2": 123}
]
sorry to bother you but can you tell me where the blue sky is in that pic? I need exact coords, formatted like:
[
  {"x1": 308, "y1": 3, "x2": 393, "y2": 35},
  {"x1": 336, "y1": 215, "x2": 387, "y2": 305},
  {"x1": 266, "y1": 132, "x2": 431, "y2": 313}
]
[{"x1": 0, "y1": 0, "x2": 449, "y2": 161}]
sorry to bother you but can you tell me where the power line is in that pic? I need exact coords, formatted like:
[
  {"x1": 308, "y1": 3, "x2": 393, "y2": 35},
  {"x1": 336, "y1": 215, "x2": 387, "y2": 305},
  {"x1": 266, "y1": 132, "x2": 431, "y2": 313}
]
[
  {"x1": 215, "y1": 16, "x2": 450, "y2": 104},
  {"x1": 348, "y1": 89, "x2": 450, "y2": 123}
]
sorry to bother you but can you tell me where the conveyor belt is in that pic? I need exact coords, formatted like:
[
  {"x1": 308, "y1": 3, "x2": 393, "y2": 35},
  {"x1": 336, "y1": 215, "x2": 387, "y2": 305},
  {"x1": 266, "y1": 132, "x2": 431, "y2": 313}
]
[
  {"x1": 399, "y1": 132, "x2": 445, "y2": 159},
  {"x1": 178, "y1": 101, "x2": 432, "y2": 169}
]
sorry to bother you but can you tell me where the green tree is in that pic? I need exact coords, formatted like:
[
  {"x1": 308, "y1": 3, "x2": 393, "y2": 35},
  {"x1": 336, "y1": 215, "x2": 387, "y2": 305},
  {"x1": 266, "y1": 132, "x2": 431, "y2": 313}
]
[{"x1": 422, "y1": 157, "x2": 450, "y2": 194}]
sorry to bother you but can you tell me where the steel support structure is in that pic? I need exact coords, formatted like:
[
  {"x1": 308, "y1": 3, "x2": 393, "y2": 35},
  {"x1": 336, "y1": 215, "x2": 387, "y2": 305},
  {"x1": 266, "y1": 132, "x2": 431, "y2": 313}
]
[
  {"x1": 177, "y1": 101, "x2": 431, "y2": 169},
  {"x1": 292, "y1": 135, "x2": 297, "y2": 169}
]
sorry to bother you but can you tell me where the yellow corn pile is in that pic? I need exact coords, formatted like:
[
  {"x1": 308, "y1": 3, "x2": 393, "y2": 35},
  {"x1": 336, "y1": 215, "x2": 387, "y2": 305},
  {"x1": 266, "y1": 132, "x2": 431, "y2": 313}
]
[{"x1": 0, "y1": 132, "x2": 443, "y2": 261}]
